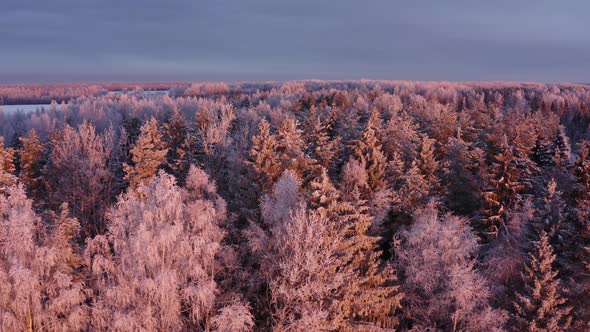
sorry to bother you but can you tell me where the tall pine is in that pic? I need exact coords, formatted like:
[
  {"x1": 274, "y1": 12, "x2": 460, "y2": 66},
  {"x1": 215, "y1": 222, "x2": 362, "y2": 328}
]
[
  {"x1": 351, "y1": 109, "x2": 388, "y2": 191},
  {"x1": 513, "y1": 232, "x2": 572, "y2": 331},
  {"x1": 124, "y1": 117, "x2": 168, "y2": 190},
  {"x1": 247, "y1": 118, "x2": 281, "y2": 192},
  {"x1": 0, "y1": 136, "x2": 17, "y2": 190},
  {"x1": 18, "y1": 129, "x2": 45, "y2": 198}
]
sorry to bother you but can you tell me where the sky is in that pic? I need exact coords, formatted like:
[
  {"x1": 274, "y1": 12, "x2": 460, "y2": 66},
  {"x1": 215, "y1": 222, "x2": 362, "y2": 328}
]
[{"x1": 1, "y1": 0, "x2": 589, "y2": 83}]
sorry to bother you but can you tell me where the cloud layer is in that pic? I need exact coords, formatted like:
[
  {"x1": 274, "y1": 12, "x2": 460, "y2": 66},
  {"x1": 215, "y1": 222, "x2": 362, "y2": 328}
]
[{"x1": 1, "y1": 0, "x2": 589, "y2": 83}]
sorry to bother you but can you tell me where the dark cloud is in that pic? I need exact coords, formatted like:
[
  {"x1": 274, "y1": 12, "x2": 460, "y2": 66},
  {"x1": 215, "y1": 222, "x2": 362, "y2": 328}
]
[{"x1": 1, "y1": 0, "x2": 589, "y2": 83}]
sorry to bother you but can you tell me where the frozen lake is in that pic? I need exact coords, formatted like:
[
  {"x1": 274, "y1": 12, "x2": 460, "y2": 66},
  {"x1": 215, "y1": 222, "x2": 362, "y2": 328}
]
[{"x1": 0, "y1": 103, "x2": 63, "y2": 113}]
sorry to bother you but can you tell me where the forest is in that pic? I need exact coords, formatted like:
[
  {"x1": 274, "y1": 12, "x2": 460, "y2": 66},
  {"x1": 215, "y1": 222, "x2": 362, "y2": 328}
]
[{"x1": 0, "y1": 80, "x2": 589, "y2": 331}]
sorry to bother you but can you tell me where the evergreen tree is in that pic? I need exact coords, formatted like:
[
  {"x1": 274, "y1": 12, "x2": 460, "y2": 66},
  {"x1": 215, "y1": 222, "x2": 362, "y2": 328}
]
[
  {"x1": 252, "y1": 169, "x2": 402, "y2": 330},
  {"x1": 382, "y1": 109, "x2": 421, "y2": 165},
  {"x1": 537, "y1": 179, "x2": 567, "y2": 241},
  {"x1": 573, "y1": 141, "x2": 590, "y2": 317},
  {"x1": 398, "y1": 161, "x2": 430, "y2": 214},
  {"x1": 482, "y1": 135, "x2": 528, "y2": 238},
  {"x1": 306, "y1": 167, "x2": 339, "y2": 215},
  {"x1": 275, "y1": 116, "x2": 316, "y2": 181},
  {"x1": 485, "y1": 199, "x2": 535, "y2": 309},
  {"x1": 442, "y1": 134, "x2": 484, "y2": 216},
  {"x1": 124, "y1": 117, "x2": 168, "y2": 190},
  {"x1": 532, "y1": 137, "x2": 555, "y2": 169},
  {"x1": 415, "y1": 136, "x2": 440, "y2": 193},
  {"x1": 0, "y1": 136, "x2": 17, "y2": 190},
  {"x1": 574, "y1": 141, "x2": 590, "y2": 224},
  {"x1": 351, "y1": 109, "x2": 388, "y2": 191},
  {"x1": 43, "y1": 203, "x2": 89, "y2": 331},
  {"x1": 18, "y1": 129, "x2": 45, "y2": 198},
  {"x1": 513, "y1": 232, "x2": 572, "y2": 331},
  {"x1": 303, "y1": 105, "x2": 340, "y2": 170},
  {"x1": 247, "y1": 118, "x2": 281, "y2": 192},
  {"x1": 553, "y1": 125, "x2": 571, "y2": 166}
]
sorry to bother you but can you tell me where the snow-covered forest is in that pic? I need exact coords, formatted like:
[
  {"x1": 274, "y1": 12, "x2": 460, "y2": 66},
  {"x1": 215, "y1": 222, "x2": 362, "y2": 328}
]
[{"x1": 0, "y1": 80, "x2": 589, "y2": 331}]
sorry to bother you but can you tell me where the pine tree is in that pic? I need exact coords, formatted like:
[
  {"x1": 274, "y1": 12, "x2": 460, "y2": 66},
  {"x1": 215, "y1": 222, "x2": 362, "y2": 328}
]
[
  {"x1": 303, "y1": 105, "x2": 340, "y2": 170},
  {"x1": 574, "y1": 141, "x2": 590, "y2": 224},
  {"x1": 513, "y1": 232, "x2": 572, "y2": 331},
  {"x1": 275, "y1": 116, "x2": 316, "y2": 181},
  {"x1": 442, "y1": 134, "x2": 484, "y2": 216},
  {"x1": 382, "y1": 109, "x2": 421, "y2": 165},
  {"x1": 251, "y1": 169, "x2": 402, "y2": 330},
  {"x1": 398, "y1": 161, "x2": 430, "y2": 214},
  {"x1": 351, "y1": 109, "x2": 388, "y2": 191},
  {"x1": 484, "y1": 199, "x2": 535, "y2": 308},
  {"x1": 415, "y1": 136, "x2": 440, "y2": 193},
  {"x1": 573, "y1": 142, "x2": 590, "y2": 310},
  {"x1": 43, "y1": 203, "x2": 89, "y2": 331},
  {"x1": 18, "y1": 129, "x2": 44, "y2": 198},
  {"x1": 482, "y1": 135, "x2": 528, "y2": 238},
  {"x1": 247, "y1": 118, "x2": 281, "y2": 192},
  {"x1": 124, "y1": 117, "x2": 168, "y2": 190},
  {"x1": 532, "y1": 137, "x2": 555, "y2": 169},
  {"x1": 553, "y1": 125, "x2": 571, "y2": 166},
  {"x1": 537, "y1": 179, "x2": 567, "y2": 240},
  {"x1": 306, "y1": 167, "x2": 340, "y2": 216},
  {"x1": 0, "y1": 136, "x2": 17, "y2": 191},
  {"x1": 330, "y1": 199, "x2": 402, "y2": 330},
  {"x1": 386, "y1": 151, "x2": 405, "y2": 188}
]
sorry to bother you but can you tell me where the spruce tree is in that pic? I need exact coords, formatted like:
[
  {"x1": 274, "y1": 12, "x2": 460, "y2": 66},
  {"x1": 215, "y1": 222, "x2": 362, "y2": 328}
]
[
  {"x1": 303, "y1": 105, "x2": 340, "y2": 170},
  {"x1": 514, "y1": 232, "x2": 572, "y2": 331},
  {"x1": 318, "y1": 166, "x2": 402, "y2": 329},
  {"x1": 258, "y1": 168, "x2": 403, "y2": 330},
  {"x1": 275, "y1": 116, "x2": 316, "y2": 181},
  {"x1": 0, "y1": 136, "x2": 17, "y2": 190},
  {"x1": 553, "y1": 125, "x2": 571, "y2": 166},
  {"x1": 399, "y1": 161, "x2": 430, "y2": 214},
  {"x1": 124, "y1": 117, "x2": 168, "y2": 190},
  {"x1": 482, "y1": 135, "x2": 528, "y2": 238},
  {"x1": 441, "y1": 135, "x2": 484, "y2": 216},
  {"x1": 351, "y1": 109, "x2": 388, "y2": 191},
  {"x1": 573, "y1": 142, "x2": 590, "y2": 306},
  {"x1": 415, "y1": 136, "x2": 440, "y2": 193},
  {"x1": 306, "y1": 167, "x2": 339, "y2": 215},
  {"x1": 382, "y1": 109, "x2": 421, "y2": 165},
  {"x1": 247, "y1": 118, "x2": 281, "y2": 192},
  {"x1": 537, "y1": 179, "x2": 566, "y2": 241},
  {"x1": 18, "y1": 129, "x2": 44, "y2": 198}
]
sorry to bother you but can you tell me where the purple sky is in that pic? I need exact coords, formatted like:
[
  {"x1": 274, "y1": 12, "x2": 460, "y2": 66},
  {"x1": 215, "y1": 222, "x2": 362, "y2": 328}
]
[{"x1": 1, "y1": 0, "x2": 589, "y2": 83}]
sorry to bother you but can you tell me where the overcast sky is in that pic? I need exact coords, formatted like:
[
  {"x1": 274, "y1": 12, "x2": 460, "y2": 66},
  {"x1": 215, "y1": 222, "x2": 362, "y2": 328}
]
[{"x1": 1, "y1": 0, "x2": 589, "y2": 83}]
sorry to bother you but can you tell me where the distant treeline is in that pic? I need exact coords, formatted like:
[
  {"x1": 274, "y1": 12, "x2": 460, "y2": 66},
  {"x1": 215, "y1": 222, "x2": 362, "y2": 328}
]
[{"x1": 0, "y1": 82, "x2": 186, "y2": 105}]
